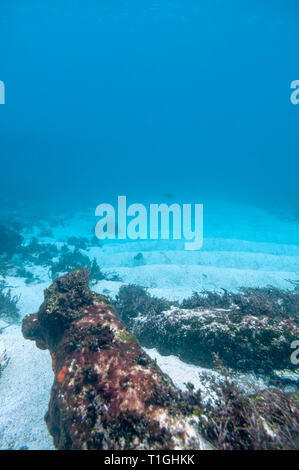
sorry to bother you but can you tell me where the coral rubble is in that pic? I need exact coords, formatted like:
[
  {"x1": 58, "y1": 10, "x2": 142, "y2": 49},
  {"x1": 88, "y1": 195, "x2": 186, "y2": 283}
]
[{"x1": 22, "y1": 269, "x2": 211, "y2": 450}]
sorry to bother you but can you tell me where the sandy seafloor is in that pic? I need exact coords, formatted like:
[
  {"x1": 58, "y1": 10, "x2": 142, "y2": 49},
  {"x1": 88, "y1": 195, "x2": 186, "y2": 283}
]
[{"x1": 0, "y1": 201, "x2": 298, "y2": 449}]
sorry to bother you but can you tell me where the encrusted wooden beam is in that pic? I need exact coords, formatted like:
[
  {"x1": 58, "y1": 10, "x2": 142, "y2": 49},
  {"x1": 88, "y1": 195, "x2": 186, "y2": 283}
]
[{"x1": 22, "y1": 269, "x2": 211, "y2": 450}]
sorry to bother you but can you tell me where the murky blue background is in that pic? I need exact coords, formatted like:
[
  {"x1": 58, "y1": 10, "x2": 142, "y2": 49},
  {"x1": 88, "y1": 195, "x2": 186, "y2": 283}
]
[{"x1": 0, "y1": 1, "x2": 299, "y2": 217}]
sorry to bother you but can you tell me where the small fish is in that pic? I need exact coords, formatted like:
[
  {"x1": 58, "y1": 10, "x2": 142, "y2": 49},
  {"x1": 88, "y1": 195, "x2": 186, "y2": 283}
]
[{"x1": 161, "y1": 193, "x2": 174, "y2": 200}]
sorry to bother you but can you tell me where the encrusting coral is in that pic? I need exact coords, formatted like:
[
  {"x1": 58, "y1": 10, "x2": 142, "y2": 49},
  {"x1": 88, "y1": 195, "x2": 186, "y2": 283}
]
[{"x1": 22, "y1": 269, "x2": 212, "y2": 450}]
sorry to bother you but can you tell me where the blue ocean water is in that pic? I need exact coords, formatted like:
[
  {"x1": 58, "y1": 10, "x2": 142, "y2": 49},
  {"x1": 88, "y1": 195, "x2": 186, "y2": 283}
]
[
  {"x1": 0, "y1": 0, "x2": 298, "y2": 224},
  {"x1": 1, "y1": 2, "x2": 299, "y2": 451}
]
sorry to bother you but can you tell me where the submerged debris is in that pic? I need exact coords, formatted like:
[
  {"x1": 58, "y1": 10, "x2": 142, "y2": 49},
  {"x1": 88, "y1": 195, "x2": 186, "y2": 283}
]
[
  {"x1": 132, "y1": 305, "x2": 298, "y2": 373},
  {"x1": 22, "y1": 269, "x2": 211, "y2": 450},
  {"x1": 115, "y1": 286, "x2": 299, "y2": 374}
]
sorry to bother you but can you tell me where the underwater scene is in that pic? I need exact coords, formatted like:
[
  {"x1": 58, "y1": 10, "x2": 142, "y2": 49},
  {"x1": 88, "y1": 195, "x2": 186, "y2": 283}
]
[{"x1": 0, "y1": 0, "x2": 299, "y2": 452}]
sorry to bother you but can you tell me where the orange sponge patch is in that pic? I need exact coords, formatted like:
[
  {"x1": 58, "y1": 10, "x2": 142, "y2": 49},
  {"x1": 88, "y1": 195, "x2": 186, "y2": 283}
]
[{"x1": 57, "y1": 366, "x2": 68, "y2": 383}]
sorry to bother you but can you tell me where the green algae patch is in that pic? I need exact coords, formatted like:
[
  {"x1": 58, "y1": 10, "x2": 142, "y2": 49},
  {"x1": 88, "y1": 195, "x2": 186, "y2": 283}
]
[
  {"x1": 46, "y1": 292, "x2": 67, "y2": 315},
  {"x1": 92, "y1": 292, "x2": 112, "y2": 306},
  {"x1": 118, "y1": 330, "x2": 138, "y2": 344}
]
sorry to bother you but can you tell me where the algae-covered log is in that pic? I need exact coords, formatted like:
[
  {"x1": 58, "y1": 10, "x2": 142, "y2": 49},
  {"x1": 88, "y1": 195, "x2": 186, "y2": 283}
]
[
  {"x1": 22, "y1": 269, "x2": 211, "y2": 450},
  {"x1": 131, "y1": 305, "x2": 299, "y2": 373},
  {"x1": 115, "y1": 285, "x2": 299, "y2": 374}
]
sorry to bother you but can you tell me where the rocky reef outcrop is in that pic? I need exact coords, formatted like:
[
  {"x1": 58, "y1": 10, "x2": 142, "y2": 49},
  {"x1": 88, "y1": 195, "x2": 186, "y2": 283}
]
[
  {"x1": 132, "y1": 305, "x2": 298, "y2": 373},
  {"x1": 117, "y1": 287, "x2": 299, "y2": 374},
  {"x1": 22, "y1": 269, "x2": 211, "y2": 450}
]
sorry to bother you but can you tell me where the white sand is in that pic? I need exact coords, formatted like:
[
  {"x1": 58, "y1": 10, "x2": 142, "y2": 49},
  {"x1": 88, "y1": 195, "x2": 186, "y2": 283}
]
[
  {"x1": 0, "y1": 279, "x2": 54, "y2": 450},
  {"x1": 0, "y1": 325, "x2": 54, "y2": 450},
  {"x1": 0, "y1": 201, "x2": 298, "y2": 449},
  {"x1": 144, "y1": 347, "x2": 269, "y2": 404}
]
